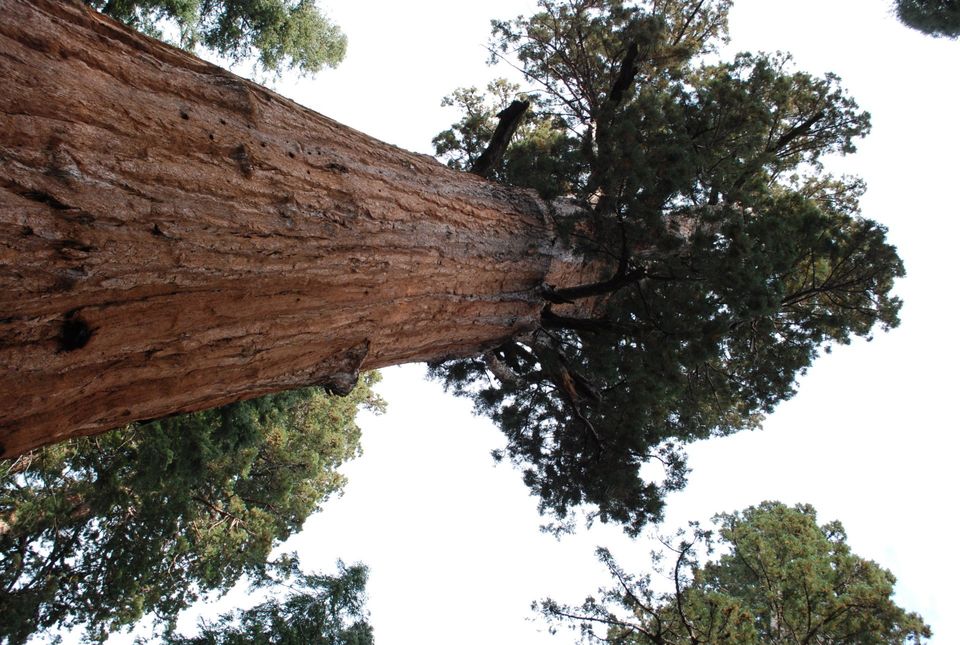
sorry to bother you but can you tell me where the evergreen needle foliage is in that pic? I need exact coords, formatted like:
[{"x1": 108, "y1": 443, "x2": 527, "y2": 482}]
[
  {"x1": 85, "y1": 0, "x2": 347, "y2": 73},
  {"x1": 157, "y1": 559, "x2": 373, "y2": 645},
  {"x1": 0, "y1": 376, "x2": 383, "y2": 644},
  {"x1": 894, "y1": 0, "x2": 960, "y2": 38},
  {"x1": 539, "y1": 502, "x2": 931, "y2": 644},
  {"x1": 431, "y1": 0, "x2": 904, "y2": 536}
]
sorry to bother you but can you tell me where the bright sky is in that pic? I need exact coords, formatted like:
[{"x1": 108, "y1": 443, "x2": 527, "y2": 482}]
[{"x1": 104, "y1": 0, "x2": 960, "y2": 643}]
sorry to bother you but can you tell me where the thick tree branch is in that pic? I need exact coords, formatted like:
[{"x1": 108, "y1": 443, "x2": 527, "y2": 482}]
[
  {"x1": 529, "y1": 335, "x2": 604, "y2": 447},
  {"x1": 542, "y1": 266, "x2": 646, "y2": 303},
  {"x1": 674, "y1": 539, "x2": 700, "y2": 644},
  {"x1": 482, "y1": 349, "x2": 520, "y2": 386},
  {"x1": 588, "y1": 39, "x2": 643, "y2": 214},
  {"x1": 470, "y1": 99, "x2": 530, "y2": 178},
  {"x1": 540, "y1": 308, "x2": 626, "y2": 335},
  {"x1": 772, "y1": 109, "x2": 826, "y2": 153},
  {"x1": 608, "y1": 41, "x2": 640, "y2": 107}
]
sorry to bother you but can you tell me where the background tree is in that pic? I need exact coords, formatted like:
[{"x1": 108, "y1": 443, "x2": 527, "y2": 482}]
[
  {"x1": 0, "y1": 374, "x2": 383, "y2": 645},
  {"x1": 158, "y1": 558, "x2": 373, "y2": 645},
  {"x1": 539, "y1": 502, "x2": 931, "y2": 644},
  {"x1": 430, "y1": 0, "x2": 903, "y2": 535},
  {"x1": 894, "y1": 0, "x2": 960, "y2": 38},
  {"x1": 84, "y1": 0, "x2": 347, "y2": 73}
]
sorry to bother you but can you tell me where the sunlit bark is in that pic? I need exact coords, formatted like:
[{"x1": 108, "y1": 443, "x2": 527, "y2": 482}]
[{"x1": 0, "y1": 0, "x2": 592, "y2": 456}]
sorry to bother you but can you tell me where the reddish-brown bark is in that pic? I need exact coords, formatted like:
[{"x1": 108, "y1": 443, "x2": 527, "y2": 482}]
[{"x1": 0, "y1": 0, "x2": 591, "y2": 457}]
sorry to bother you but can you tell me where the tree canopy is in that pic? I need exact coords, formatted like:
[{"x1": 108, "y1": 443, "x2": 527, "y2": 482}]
[
  {"x1": 159, "y1": 559, "x2": 374, "y2": 645},
  {"x1": 894, "y1": 0, "x2": 960, "y2": 38},
  {"x1": 84, "y1": 0, "x2": 347, "y2": 73},
  {"x1": 0, "y1": 375, "x2": 382, "y2": 644},
  {"x1": 430, "y1": 0, "x2": 904, "y2": 536},
  {"x1": 539, "y1": 501, "x2": 931, "y2": 644}
]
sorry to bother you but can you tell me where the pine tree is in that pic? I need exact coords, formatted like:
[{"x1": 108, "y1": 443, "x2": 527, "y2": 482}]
[
  {"x1": 894, "y1": 0, "x2": 960, "y2": 38},
  {"x1": 539, "y1": 502, "x2": 931, "y2": 644},
  {"x1": 85, "y1": 0, "x2": 347, "y2": 72},
  {"x1": 159, "y1": 559, "x2": 374, "y2": 645},
  {"x1": 0, "y1": 376, "x2": 382, "y2": 644}
]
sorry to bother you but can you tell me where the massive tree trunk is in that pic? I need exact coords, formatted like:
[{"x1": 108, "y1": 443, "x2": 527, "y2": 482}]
[{"x1": 0, "y1": 0, "x2": 590, "y2": 457}]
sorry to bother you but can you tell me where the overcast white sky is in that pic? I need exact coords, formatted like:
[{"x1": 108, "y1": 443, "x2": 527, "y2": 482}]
[{"x1": 106, "y1": 0, "x2": 960, "y2": 643}]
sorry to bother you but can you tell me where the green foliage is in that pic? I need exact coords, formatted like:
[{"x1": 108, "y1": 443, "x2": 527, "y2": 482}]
[
  {"x1": 431, "y1": 0, "x2": 904, "y2": 535},
  {"x1": 0, "y1": 375, "x2": 383, "y2": 644},
  {"x1": 85, "y1": 0, "x2": 347, "y2": 73},
  {"x1": 895, "y1": 0, "x2": 960, "y2": 38},
  {"x1": 539, "y1": 502, "x2": 931, "y2": 644},
  {"x1": 158, "y1": 559, "x2": 373, "y2": 645},
  {"x1": 432, "y1": 80, "x2": 586, "y2": 200}
]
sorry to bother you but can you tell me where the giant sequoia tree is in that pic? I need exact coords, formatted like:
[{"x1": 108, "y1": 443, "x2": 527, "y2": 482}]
[
  {"x1": 1, "y1": 1, "x2": 901, "y2": 534},
  {"x1": 0, "y1": 0, "x2": 570, "y2": 457}
]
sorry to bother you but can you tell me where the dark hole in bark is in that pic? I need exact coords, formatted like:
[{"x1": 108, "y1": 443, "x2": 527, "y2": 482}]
[{"x1": 58, "y1": 311, "x2": 92, "y2": 352}]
